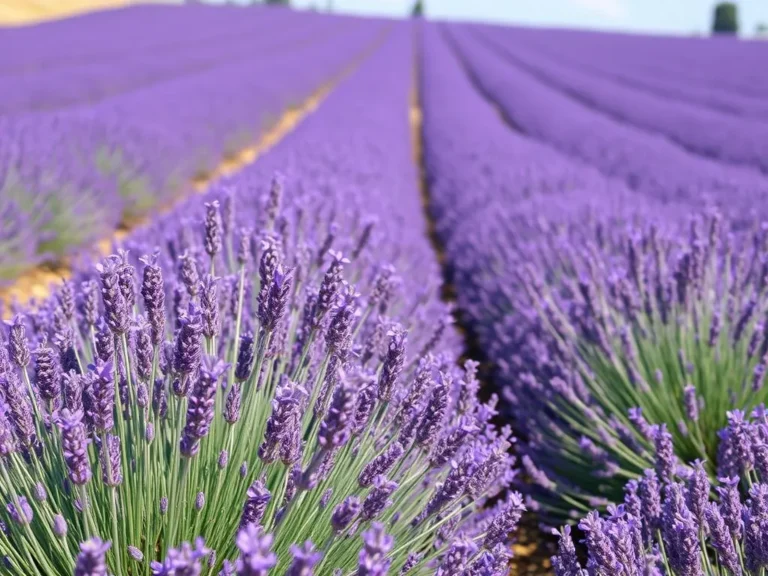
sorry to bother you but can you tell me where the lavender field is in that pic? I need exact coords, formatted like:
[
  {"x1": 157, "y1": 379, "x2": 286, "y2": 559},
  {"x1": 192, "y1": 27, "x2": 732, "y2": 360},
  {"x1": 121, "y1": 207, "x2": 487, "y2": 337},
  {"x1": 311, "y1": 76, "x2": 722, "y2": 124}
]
[{"x1": 1, "y1": 3, "x2": 767, "y2": 575}]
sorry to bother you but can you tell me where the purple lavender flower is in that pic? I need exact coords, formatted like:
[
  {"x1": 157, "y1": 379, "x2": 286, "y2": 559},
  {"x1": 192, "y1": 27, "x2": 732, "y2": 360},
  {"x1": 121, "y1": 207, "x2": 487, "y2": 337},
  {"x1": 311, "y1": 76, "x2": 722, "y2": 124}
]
[
  {"x1": 97, "y1": 256, "x2": 130, "y2": 335},
  {"x1": 53, "y1": 514, "x2": 67, "y2": 538},
  {"x1": 359, "y1": 442, "x2": 404, "y2": 488},
  {"x1": 235, "y1": 332, "x2": 254, "y2": 382},
  {"x1": 316, "y1": 251, "x2": 348, "y2": 325},
  {"x1": 179, "y1": 252, "x2": 201, "y2": 300},
  {"x1": 415, "y1": 371, "x2": 449, "y2": 449},
  {"x1": 704, "y1": 502, "x2": 741, "y2": 576},
  {"x1": 74, "y1": 537, "x2": 111, "y2": 576},
  {"x1": 140, "y1": 252, "x2": 166, "y2": 345},
  {"x1": 200, "y1": 275, "x2": 220, "y2": 339},
  {"x1": 715, "y1": 476, "x2": 743, "y2": 539},
  {"x1": 8, "y1": 315, "x2": 30, "y2": 368},
  {"x1": 377, "y1": 327, "x2": 406, "y2": 403},
  {"x1": 204, "y1": 201, "x2": 223, "y2": 258},
  {"x1": 135, "y1": 319, "x2": 153, "y2": 382},
  {"x1": 652, "y1": 424, "x2": 676, "y2": 484},
  {"x1": 318, "y1": 378, "x2": 357, "y2": 450},
  {"x1": 34, "y1": 338, "x2": 61, "y2": 401},
  {"x1": 99, "y1": 434, "x2": 123, "y2": 487},
  {"x1": 88, "y1": 360, "x2": 115, "y2": 432},
  {"x1": 325, "y1": 300, "x2": 355, "y2": 355},
  {"x1": 128, "y1": 546, "x2": 144, "y2": 563},
  {"x1": 151, "y1": 538, "x2": 210, "y2": 576},
  {"x1": 287, "y1": 541, "x2": 322, "y2": 576},
  {"x1": 357, "y1": 523, "x2": 393, "y2": 576},
  {"x1": 259, "y1": 377, "x2": 305, "y2": 463},
  {"x1": 0, "y1": 403, "x2": 16, "y2": 458},
  {"x1": 224, "y1": 383, "x2": 242, "y2": 424},
  {"x1": 362, "y1": 476, "x2": 397, "y2": 521},
  {"x1": 181, "y1": 357, "x2": 227, "y2": 457},
  {"x1": 6, "y1": 496, "x2": 33, "y2": 525},
  {"x1": 174, "y1": 303, "x2": 203, "y2": 377},
  {"x1": 552, "y1": 525, "x2": 584, "y2": 576},
  {"x1": 579, "y1": 511, "x2": 621, "y2": 575},
  {"x1": 258, "y1": 266, "x2": 293, "y2": 333},
  {"x1": 235, "y1": 524, "x2": 276, "y2": 576},
  {"x1": 57, "y1": 408, "x2": 91, "y2": 485},
  {"x1": 240, "y1": 476, "x2": 271, "y2": 529},
  {"x1": 81, "y1": 281, "x2": 99, "y2": 329},
  {"x1": 683, "y1": 385, "x2": 699, "y2": 422},
  {"x1": 331, "y1": 496, "x2": 361, "y2": 533}
]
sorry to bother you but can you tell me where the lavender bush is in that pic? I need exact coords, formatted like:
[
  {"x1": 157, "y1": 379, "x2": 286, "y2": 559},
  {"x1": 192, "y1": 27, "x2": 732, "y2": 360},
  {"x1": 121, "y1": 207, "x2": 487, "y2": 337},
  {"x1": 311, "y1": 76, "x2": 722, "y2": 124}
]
[
  {"x1": 0, "y1": 22, "x2": 521, "y2": 574},
  {"x1": 553, "y1": 408, "x2": 768, "y2": 576}
]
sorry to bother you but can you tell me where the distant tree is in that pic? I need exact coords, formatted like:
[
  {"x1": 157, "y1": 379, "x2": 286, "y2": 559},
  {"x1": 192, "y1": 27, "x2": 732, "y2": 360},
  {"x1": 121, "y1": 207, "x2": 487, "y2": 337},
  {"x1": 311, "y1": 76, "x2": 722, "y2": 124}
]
[
  {"x1": 757, "y1": 22, "x2": 768, "y2": 37},
  {"x1": 712, "y1": 2, "x2": 738, "y2": 35},
  {"x1": 265, "y1": 0, "x2": 290, "y2": 5},
  {"x1": 411, "y1": 0, "x2": 423, "y2": 18}
]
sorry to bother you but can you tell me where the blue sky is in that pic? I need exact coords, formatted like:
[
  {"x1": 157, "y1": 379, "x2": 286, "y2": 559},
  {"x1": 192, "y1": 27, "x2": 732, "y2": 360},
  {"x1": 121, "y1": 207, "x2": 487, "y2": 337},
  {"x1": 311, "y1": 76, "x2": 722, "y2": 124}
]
[{"x1": 218, "y1": 0, "x2": 768, "y2": 35}]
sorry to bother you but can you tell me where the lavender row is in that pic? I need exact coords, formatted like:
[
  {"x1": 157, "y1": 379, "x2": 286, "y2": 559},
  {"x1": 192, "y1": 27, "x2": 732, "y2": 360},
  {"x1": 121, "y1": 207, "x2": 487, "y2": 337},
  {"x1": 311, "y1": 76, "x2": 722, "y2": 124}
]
[
  {"x1": 419, "y1": 20, "x2": 676, "y2": 518},
  {"x1": 0, "y1": 6, "x2": 346, "y2": 115},
  {"x1": 0, "y1": 8, "x2": 381, "y2": 285},
  {"x1": 484, "y1": 25, "x2": 768, "y2": 122},
  {"x1": 490, "y1": 25, "x2": 768, "y2": 102},
  {"x1": 443, "y1": 24, "x2": 768, "y2": 225},
  {"x1": 0, "y1": 4, "x2": 273, "y2": 75},
  {"x1": 0, "y1": 21, "x2": 520, "y2": 575},
  {"x1": 469, "y1": 24, "x2": 768, "y2": 174}
]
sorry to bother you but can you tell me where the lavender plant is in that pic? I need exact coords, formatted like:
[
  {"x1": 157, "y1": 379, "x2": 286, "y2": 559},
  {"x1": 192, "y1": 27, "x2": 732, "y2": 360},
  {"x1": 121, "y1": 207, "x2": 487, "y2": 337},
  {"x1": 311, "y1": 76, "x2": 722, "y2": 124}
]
[
  {"x1": 553, "y1": 407, "x2": 768, "y2": 576},
  {"x1": 515, "y1": 210, "x2": 768, "y2": 523},
  {"x1": 0, "y1": 173, "x2": 519, "y2": 575}
]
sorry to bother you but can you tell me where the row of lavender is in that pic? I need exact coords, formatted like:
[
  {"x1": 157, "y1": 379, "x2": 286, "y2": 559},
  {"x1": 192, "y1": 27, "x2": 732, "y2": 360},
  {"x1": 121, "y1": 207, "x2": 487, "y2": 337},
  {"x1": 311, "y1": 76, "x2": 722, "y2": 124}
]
[
  {"x1": 0, "y1": 21, "x2": 521, "y2": 575},
  {"x1": 482, "y1": 25, "x2": 768, "y2": 119},
  {"x1": 442, "y1": 24, "x2": 768, "y2": 224},
  {"x1": 0, "y1": 5, "x2": 341, "y2": 115},
  {"x1": 0, "y1": 5, "x2": 381, "y2": 286},
  {"x1": 421, "y1": 20, "x2": 768, "y2": 574},
  {"x1": 471, "y1": 24, "x2": 768, "y2": 175}
]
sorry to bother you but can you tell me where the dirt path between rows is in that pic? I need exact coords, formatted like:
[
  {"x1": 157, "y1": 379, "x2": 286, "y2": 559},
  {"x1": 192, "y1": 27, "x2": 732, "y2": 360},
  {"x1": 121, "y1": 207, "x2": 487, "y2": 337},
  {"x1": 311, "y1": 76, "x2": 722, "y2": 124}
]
[
  {"x1": 409, "y1": 24, "x2": 555, "y2": 576},
  {"x1": 1, "y1": 28, "x2": 390, "y2": 315}
]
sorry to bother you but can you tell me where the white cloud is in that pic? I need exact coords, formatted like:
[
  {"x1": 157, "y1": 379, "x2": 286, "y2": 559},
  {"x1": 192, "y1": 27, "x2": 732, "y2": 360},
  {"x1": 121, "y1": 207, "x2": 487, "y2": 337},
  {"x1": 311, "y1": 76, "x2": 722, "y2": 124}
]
[{"x1": 566, "y1": 0, "x2": 628, "y2": 20}]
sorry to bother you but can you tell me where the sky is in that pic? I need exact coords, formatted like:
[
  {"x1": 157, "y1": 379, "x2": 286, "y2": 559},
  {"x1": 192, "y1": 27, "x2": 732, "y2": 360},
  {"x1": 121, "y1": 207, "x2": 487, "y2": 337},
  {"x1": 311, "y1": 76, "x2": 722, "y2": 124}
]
[{"x1": 212, "y1": 0, "x2": 768, "y2": 36}]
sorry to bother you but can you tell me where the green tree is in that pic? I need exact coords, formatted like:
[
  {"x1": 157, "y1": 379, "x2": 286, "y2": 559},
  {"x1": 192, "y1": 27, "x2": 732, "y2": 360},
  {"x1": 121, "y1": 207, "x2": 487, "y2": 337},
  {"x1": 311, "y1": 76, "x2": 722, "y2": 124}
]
[
  {"x1": 411, "y1": 0, "x2": 424, "y2": 17},
  {"x1": 712, "y1": 2, "x2": 738, "y2": 35},
  {"x1": 757, "y1": 22, "x2": 768, "y2": 37},
  {"x1": 265, "y1": 0, "x2": 290, "y2": 5}
]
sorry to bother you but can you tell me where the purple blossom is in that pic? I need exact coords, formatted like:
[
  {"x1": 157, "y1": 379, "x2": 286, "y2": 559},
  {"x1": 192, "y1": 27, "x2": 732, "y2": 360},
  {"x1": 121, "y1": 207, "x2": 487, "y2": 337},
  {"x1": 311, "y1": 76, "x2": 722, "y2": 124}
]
[{"x1": 74, "y1": 538, "x2": 111, "y2": 576}]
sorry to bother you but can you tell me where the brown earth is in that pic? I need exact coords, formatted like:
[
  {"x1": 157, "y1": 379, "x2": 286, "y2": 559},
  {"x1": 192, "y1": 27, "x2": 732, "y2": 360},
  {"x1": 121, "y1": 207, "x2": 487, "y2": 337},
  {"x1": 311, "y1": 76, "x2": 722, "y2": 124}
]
[{"x1": 0, "y1": 0, "x2": 173, "y2": 26}]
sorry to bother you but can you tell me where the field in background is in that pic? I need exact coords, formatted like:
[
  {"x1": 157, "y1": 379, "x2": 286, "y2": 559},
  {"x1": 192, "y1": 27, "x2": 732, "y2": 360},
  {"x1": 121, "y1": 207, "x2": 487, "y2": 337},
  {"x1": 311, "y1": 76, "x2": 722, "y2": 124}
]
[{"x1": 0, "y1": 0, "x2": 171, "y2": 25}]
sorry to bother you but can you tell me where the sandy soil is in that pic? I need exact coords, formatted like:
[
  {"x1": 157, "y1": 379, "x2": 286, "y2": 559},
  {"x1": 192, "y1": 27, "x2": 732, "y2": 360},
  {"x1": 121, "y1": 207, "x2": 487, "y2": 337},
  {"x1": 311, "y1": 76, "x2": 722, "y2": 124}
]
[{"x1": 0, "y1": 1, "x2": 173, "y2": 26}]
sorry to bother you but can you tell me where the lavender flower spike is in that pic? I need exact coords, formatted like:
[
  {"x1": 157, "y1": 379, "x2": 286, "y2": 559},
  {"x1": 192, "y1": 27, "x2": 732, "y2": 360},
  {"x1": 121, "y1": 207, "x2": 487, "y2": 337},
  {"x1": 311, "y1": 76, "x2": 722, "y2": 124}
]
[
  {"x1": 357, "y1": 523, "x2": 393, "y2": 576},
  {"x1": 236, "y1": 524, "x2": 277, "y2": 576},
  {"x1": 74, "y1": 537, "x2": 111, "y2": 576},
  {"x1": 287, "y1": 541, "x2": 322, "y2": 576}
]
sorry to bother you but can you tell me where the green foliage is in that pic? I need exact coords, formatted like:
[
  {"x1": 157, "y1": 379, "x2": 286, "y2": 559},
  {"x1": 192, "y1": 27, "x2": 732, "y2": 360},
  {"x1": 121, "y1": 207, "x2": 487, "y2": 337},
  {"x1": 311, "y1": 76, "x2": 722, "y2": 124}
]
[
  {"x1": 521, "y1": 213, "x2": 768, "y2": 521},
  {"x1": 712, "y1": 2, "x2": 739, "y2": 34},
  {"x1": 411, "y1": 0, "x2": 424, "y2": 17},
  {"x1": 95, "y1": 148, "x2": 158, "y2": 224}
]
